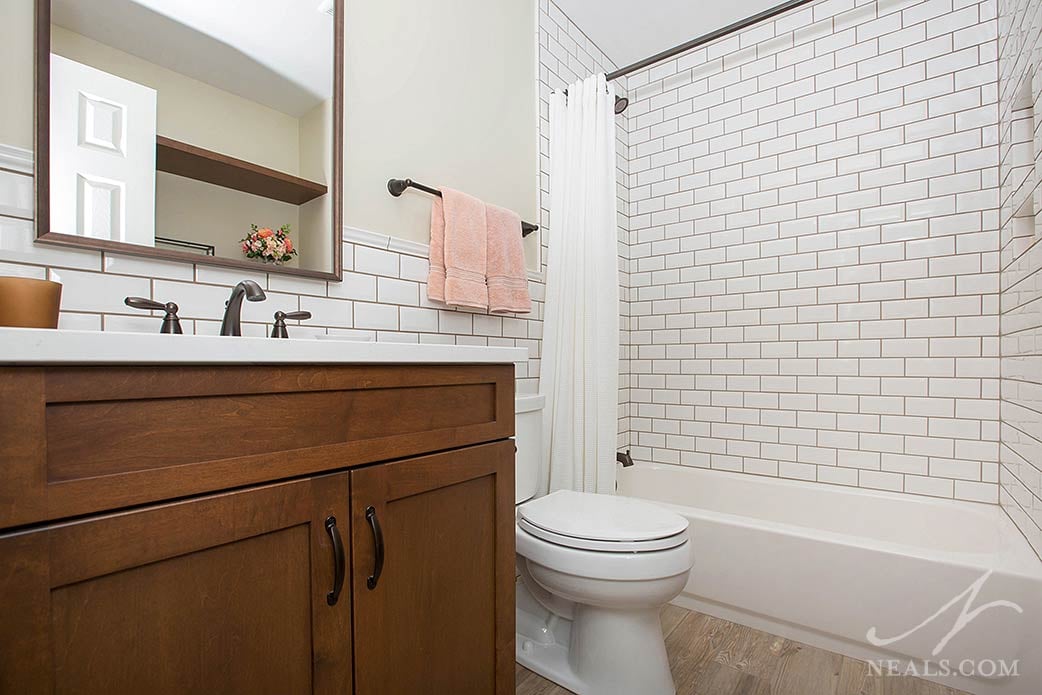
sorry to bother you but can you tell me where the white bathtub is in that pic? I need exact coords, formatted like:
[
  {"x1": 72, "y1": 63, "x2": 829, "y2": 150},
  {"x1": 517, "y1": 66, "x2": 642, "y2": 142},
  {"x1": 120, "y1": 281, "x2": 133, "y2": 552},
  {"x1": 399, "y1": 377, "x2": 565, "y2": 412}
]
[{"x1": 617, "y1": 464, "x2": 1042, "y2": 695}]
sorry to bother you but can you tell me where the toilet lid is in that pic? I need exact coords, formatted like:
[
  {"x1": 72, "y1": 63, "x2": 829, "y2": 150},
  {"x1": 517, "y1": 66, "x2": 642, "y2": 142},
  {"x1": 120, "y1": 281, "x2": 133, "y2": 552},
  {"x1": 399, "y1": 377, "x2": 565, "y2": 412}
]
[{"x1": 517, "y1": 490, "x2": 688, "y2": 552}]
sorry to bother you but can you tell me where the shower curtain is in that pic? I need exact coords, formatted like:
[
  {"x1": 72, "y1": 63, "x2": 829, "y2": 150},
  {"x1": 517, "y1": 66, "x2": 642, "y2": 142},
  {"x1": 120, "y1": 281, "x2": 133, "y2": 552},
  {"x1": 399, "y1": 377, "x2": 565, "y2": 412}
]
[{"x1": 540, "y1": 73, "x2": 619, "y2": 495}]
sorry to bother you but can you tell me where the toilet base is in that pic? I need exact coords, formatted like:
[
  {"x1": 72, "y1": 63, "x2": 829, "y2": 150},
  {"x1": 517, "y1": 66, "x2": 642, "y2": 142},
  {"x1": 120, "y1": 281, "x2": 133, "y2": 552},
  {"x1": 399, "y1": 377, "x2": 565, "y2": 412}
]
[{"x1": 516, "y1": 579, "x2": 676, "y2": 695}]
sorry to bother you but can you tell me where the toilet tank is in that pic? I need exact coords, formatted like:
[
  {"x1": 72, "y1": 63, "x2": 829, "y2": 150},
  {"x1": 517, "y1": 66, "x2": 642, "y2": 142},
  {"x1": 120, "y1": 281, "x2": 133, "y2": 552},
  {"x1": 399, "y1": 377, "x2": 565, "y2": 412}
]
[{"x1": 514, "y1": 394, "x2": 544, "y2": 504}]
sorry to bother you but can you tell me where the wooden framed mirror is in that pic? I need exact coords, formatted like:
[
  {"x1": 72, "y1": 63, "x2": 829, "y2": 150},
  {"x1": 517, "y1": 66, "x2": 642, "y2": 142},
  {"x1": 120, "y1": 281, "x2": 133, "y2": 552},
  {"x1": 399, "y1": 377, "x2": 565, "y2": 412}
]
[{"x1": 34, "y1": 0, "x2": 344, "y2": 280}]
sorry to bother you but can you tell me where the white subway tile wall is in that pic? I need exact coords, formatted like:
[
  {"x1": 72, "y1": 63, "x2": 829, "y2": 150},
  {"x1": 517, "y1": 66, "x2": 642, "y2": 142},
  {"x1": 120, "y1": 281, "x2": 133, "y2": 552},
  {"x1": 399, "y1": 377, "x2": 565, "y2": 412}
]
[
  {"x1": 624, "y1": 0, "x2": 1002, "y2": 502},
  {"x1": 998, "y1": 0, "x2": 1042, "y2": 554}
]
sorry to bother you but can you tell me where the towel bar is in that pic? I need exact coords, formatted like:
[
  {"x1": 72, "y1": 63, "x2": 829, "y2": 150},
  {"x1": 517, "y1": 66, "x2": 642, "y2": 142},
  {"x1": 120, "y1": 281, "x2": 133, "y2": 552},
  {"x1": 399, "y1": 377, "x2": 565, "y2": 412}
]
[{"x1": 387, "y1": 178, "x2": 538, "y2": 237}]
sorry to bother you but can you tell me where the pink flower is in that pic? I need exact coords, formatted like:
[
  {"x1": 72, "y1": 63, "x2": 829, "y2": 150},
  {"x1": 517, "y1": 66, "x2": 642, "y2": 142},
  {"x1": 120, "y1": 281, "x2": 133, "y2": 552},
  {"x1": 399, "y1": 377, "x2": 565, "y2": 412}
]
[
  {"x1": 257, "y1": 228, "x2": 274, "y2": 238},
  {"x1": 284, "y1": 239, "x2": 293, "y2": 252}
]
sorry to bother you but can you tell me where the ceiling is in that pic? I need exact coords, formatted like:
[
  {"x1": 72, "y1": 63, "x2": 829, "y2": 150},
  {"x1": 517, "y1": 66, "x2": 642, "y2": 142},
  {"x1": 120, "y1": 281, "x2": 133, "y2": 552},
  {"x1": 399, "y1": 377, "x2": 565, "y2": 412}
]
[
  {"x1": 52, "y1": 0, "x2": 334, "y2": 117},
  {"x1": 553, "y1": 0, "x2": 782, "y2": 69}
]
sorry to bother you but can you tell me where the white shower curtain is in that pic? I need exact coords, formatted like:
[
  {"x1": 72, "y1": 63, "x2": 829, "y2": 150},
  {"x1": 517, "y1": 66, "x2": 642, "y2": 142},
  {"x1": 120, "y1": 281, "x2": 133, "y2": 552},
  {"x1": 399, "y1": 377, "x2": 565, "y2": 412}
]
[{"x1": 540, "y1": 73, "x2": 619, "y2": 495}]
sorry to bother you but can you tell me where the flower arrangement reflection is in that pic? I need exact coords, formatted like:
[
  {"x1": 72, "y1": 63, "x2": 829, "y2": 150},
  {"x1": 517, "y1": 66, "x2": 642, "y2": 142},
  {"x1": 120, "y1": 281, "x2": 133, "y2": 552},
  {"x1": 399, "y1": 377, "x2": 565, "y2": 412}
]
[{"x1": 241, "y1": 224, "x2": 297, "y2": 265}]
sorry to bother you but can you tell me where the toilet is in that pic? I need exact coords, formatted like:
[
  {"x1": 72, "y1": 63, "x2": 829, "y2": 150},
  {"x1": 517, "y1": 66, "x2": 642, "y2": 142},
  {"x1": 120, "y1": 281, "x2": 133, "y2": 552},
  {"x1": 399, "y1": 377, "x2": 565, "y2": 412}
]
[{"x1": 513, "y1": 394, "x2": 694, "y2": 695}]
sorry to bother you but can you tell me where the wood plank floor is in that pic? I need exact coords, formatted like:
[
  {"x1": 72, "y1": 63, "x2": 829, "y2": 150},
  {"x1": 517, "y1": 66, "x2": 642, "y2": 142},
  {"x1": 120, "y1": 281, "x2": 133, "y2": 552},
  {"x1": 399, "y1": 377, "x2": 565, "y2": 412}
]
[{"x1": 515, "y1": 604, "x2": 969, "y2": 695}]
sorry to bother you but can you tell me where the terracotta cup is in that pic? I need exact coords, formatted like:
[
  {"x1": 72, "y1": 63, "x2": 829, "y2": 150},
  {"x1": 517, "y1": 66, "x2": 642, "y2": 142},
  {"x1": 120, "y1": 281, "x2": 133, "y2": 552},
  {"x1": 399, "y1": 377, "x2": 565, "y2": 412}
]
[{"x1": 0, "y1": 277, "x2": 62, "y2": 329}]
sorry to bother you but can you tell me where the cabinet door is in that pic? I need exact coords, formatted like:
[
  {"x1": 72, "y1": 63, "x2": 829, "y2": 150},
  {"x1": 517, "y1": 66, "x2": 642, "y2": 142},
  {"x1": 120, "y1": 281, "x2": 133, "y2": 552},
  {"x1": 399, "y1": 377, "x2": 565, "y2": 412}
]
[
  {"x1": 0, "y1": 474, "x2": 352, "y2": 695},
  {"x1": 350, "y1": 440, "x2": 515, "y2": 695}
]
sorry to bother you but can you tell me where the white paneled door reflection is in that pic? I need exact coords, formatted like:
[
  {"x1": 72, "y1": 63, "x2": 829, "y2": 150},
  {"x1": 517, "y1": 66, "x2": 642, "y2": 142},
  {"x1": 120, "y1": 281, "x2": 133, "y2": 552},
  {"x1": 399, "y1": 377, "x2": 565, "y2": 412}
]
[{"x1": 50, "y1": 54, "x2": 157, "y2": 246}]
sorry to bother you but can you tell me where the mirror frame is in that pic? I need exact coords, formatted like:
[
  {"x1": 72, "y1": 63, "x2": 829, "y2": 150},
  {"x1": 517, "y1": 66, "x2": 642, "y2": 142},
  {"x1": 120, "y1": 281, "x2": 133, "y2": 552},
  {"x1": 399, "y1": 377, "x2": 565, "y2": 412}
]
[{"x1": 33, "y1": 0, "x2": 344, "y2": 281}]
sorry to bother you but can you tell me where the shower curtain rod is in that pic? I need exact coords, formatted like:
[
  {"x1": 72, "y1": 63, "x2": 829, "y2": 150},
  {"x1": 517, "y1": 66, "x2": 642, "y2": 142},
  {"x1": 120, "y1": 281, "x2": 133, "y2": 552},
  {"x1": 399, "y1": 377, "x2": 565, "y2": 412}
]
[{"x1": 602, "y1": 0, "x2": 816, "y2": 110}]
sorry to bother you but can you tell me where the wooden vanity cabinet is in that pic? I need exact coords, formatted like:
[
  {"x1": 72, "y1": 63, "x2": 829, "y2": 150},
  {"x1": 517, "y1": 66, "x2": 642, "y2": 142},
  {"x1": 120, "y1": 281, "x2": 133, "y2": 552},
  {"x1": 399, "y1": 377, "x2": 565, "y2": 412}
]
[{"x1": 0, "y1": 364, "x2": 516, "y2": 695}]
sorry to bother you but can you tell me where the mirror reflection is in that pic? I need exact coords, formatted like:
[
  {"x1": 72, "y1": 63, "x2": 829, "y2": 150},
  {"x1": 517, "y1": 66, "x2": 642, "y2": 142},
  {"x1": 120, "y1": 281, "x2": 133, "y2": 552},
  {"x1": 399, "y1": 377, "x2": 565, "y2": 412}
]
[{"x1": 48, "y1": 0, "x2": 336, "y2": 273}]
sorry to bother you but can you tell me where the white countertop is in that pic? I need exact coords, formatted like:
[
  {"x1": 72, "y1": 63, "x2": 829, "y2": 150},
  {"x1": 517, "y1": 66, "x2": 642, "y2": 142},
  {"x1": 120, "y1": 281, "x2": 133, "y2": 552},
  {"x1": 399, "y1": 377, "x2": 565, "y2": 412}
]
[{"x1": 0, "y1": 328, "x2": 529, "y2": 365}]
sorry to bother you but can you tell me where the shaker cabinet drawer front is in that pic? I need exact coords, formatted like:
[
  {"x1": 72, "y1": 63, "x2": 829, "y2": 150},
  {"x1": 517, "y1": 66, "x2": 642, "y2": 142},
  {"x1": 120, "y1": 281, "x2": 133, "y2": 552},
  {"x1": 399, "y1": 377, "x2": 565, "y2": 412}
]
[
  {"x1": 0, "y1": 474, "x2": 352, "y2": 695},
  {"x1": 0, "y1": 364, "x2": 514, "y2": 528}
]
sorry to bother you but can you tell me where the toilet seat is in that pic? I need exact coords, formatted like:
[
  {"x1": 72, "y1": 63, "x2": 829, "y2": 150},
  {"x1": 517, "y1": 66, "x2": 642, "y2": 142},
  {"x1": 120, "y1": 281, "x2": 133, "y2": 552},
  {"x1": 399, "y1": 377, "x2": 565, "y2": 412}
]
[
  {"x1": 518, "y1": 517, "x2": 687, "y2": 552},
  {"x1": 516, "y1": 524, "x2": 693, "y2": 582},
  {"x1": 517, "y1": 490, "x2": 689, "y2": 553}
]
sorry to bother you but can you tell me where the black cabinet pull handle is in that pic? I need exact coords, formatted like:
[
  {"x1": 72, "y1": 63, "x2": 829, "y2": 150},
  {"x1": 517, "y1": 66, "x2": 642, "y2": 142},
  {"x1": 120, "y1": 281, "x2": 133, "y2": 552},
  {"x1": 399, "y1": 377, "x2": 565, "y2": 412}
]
[
  {"x1": 365, "y1": 506, "x2": 384, "y2": 590},
  {"x1": 325, "y1": 516, "x2": 345, "y2": 606}
]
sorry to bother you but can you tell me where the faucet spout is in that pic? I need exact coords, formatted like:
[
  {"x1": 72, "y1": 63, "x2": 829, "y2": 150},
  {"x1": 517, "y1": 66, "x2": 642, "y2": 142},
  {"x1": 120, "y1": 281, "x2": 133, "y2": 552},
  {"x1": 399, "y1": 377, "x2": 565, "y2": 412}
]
[{"x1": 220, "y1": 280, "x2": 266, "y2": 336}]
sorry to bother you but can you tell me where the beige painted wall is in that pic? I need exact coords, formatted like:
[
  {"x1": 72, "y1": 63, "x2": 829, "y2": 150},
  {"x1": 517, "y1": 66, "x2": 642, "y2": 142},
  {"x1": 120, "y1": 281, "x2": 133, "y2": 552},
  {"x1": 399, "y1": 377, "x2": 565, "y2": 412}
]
[
  {"x1": 298, "y1": 99, "x2": 333, "y2": 272},
  {"x1": 342, "y1": 0, "x2": 539, "y2": 254},
  {"x1": 0, "y1": 0, "x2": 35, "y2": 150},
  {"x1": 2, "y1": 0, "x2": 539, "y2": 256}
]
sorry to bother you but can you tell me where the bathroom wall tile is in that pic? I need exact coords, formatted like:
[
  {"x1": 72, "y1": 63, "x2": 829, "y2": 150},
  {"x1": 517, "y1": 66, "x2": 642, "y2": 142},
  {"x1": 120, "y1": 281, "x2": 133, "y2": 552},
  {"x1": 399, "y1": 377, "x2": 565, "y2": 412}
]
[
  {"x1": 400, "y1": 255, "x2": 430, "y2": 283},
  {"x1": 103, "y1": 313, "x2": 171, "y2": 334},
  {"x1": 328, "y1": 271, "x2": 377, "y2": 301},
  {"x1": 354, "y1": 246, "x2": 400, "y2": 278},
  {"x1": 0, "y1": 260, "x2": 45, "y2": 279},
  {"x1": 57, "y1": 312, "x2": 102, "y2": 331},
  {"x1": 625, "y1": 0, "x2": 1001, "y2": 503},
  {"x1": 0, "y1": 168, "x2": 34, "y2": 220},
  {"x1": 152, "y1": 279, "x2": 233, "y2": 322},
  {"x1": 349, "y1": 301, "x2": 397, "y2": 331},
  {"x1": 104, "y1": 253, "x2": 195, "y2": 282},
  {"x1": 241, "y1": 291, "x2": 299, "y2": 324},
  {"x1": 400, "y1": 306, "x2": 440, "y2": 333},
  {"x1": 377, "y1": 277, "x2": 420, "y2": 306},
  {"x1": 997, "y1": 0, "x2": 1042, "y2": 557},
  {"x1": 0, "y1": 216, "x2": 102, "y2": 271},
  {"x1": 300, "y1": 296, "x2": 353, "y2": 328},
  {"x1": 267, "y1": 274, "x2": 327, "y2": 297},
  {"x1": 51, "y1": 268, "x2": 150, "y2": 315},
  {"x1": 194, "y1": 265, "x2": 267, "y2": 288},
  {"x1": 956, "y1": 479, "x2": 1000, "y2": 503}
]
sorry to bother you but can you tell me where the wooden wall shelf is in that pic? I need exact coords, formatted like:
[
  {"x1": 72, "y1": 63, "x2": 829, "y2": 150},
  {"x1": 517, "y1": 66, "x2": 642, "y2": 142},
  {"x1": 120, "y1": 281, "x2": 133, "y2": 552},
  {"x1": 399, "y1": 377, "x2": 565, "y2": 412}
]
[{"x1": 155, "y1": 136, "x2": 328, "y2": 205}]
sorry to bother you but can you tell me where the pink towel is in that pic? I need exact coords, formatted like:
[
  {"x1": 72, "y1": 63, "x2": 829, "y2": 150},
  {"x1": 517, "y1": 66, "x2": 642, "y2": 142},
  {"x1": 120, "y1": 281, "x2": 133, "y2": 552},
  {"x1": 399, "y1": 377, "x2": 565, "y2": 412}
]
[
  {"x1": 428, "y1": 187, "x2": 488, "y2": 309},
  {"x1": 486, "y1": 204, "x2": 531, "y2": 314}
]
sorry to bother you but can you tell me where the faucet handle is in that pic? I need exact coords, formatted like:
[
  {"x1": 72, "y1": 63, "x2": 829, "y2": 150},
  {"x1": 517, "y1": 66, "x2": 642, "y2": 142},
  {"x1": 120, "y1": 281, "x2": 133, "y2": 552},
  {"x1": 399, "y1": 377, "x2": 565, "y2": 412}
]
[
  {"x1": 125, "y1": 297, "x2": 183, "y2": 334},
  {"x1": 271, "y1": 310, "x2": 312, "y2": 338},
  {"x1": 125, "y1": 297, "x2": 165, "y2": 312}
]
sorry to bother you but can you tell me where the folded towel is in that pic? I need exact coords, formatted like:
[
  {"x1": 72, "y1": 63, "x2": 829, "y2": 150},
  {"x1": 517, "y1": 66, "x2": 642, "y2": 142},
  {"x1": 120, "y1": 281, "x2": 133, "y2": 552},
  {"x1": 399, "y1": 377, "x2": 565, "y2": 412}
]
[
  {"x1": 427, "y1": 196, "x2": 448, "y2": 303},
  {"x1": 486, "y1": 203, "x2": 531, "y2": 314},
  {"x1": 428, "y1": 187, "x2": 488, "y2": 309}
]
